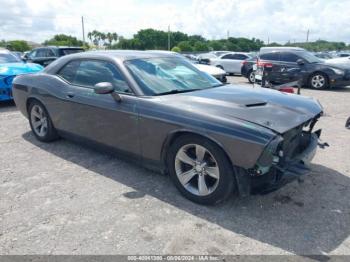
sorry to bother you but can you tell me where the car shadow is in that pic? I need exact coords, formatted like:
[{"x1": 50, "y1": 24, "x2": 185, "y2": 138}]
[{"x1": 22, "y1": 131, "x2": 350, "y2": 255}]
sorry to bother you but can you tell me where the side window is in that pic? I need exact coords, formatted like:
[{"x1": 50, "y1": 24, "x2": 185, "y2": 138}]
[
  {"x1": 280, "y1": 52, "x2": 299, "y2": 63},
  {"x1": 232, "y1": 54, "x2": 248, "y2": 60},
  {"x1": 221, "y1": 54, "x2": 234, "y2": 59},
  {"x1": 46, "y1": 49, "x2": 56, "y2": 57},
  {"x1": 35, "y1": 49, "x2": 47, "y2": 58},
  {"x1": 73, "y1": 60, "x2": 131, "y2": 93},
  {"x1": 260, "y1": 52, "x2": 280, "y2": 61},
  {"x1": 57, "y1": 60, "x2": 80, "y2": 83}
]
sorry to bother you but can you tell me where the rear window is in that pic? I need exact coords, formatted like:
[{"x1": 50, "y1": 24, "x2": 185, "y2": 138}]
[
  {"x1": 59, "y1": 49, "x2": 84, "y2": 56},
  {"x1": 260, "y1": 52, "x2": 280, "y2": 61}
]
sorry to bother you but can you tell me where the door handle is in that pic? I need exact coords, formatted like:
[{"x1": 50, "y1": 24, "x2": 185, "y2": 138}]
[{"x1": 66, "y1": 92, "x2": 75, "y2": 98}]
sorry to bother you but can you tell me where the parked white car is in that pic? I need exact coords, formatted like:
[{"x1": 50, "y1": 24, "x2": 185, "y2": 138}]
[
  {"x1": 194, "y1": 63, "x2": 227, "y2": 82},
  {"x1": 147, "y1": 50, "x2": 227, "y2": 82},
  {"x1": 208, "y1": 52, "x2": 252, "y2": 74},
  {"x1": 326, "y1": 56, "x2": 350, "y2": 65}
]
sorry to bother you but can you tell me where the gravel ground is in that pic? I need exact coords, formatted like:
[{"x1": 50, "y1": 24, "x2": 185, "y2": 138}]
[{"x1": 0, "y1": 76, "x2": 349, "y2": 256}]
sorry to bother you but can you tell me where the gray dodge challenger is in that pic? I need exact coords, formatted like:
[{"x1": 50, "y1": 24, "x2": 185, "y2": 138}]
[{"x1": 12, "y1": 50, "x2": 324, "y2": 205}]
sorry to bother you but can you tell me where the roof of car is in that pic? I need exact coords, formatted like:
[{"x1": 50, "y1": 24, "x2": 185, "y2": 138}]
[
  {"x1": 69, "y1": 50, "x2": 178, "y2": 60},
  {"x1": 44, "y1": 50, "x2": 179, "y2": 74},
  {"x1": 260, "y1": 46, "x2": 306, "y2": 52},
  {"x1": 37, "y1": 46, "x2": 84, "y2": 49}
]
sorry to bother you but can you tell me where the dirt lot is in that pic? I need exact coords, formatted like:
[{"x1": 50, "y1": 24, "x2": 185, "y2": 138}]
[{"x1": 0, "y1": 76, "x2": 349, "y2": 256}]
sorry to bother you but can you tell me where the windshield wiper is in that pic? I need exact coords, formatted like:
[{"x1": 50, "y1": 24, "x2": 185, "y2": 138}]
[{"x1": 154, "y1": 89, "x2": 202, "y2": 96}]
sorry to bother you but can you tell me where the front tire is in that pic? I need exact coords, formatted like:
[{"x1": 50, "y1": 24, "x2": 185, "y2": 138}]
[
  {"x1": 167, "y1": 135, "x2": 235, "y2": 205},
  {"x1": 309, "y1": 72, "x2": 329, "y2": 89},
  {"x1": 29, "y1": 101, "x2": 59, "y2": 142}
]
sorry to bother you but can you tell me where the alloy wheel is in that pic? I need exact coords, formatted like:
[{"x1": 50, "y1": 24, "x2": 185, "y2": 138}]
[
  {"x1": 175, "y1": 144, "x2": 220, "y2": 196},
  {"x1": 249, "y1": 71, "x2": 255, "y2": 83},
  {"x1": 311, "y1": 74, "x2": 326, "y2": 89},
  {"x1": 30, "y1": 104, "x2": 48, "y2": 137}
]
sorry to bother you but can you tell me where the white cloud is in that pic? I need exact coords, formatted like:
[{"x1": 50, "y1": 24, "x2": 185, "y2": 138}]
[{"x1": 0, "y1": 0, "x2": 349, "y2": 44}]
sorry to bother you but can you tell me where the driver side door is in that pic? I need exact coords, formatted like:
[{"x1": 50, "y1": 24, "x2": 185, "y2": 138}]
[{"x1": 56, "y1": 59, "x2": 141, "y2": 156}]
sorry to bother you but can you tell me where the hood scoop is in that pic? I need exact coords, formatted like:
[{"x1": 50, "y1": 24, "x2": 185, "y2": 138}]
[{"x1": 245, "y1": 102, "x2": 267, "y2": 107}]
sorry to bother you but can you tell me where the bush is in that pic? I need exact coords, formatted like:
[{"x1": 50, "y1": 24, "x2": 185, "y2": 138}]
[{"x1": 171, "y1": 46, "x2": 181, "y2": 52}]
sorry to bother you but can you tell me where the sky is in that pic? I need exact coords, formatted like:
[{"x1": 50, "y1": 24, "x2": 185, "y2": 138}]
[{"x1": 0, "y1": 0, "x2": 349, "y2": 44}]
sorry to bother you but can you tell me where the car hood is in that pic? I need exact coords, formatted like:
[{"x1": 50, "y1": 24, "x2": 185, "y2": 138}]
[
  {"x1": 194, "y1": 64, "x2": 226, "y2": 75},
  {"x1": 0, "y1": 62, "x2": 43, "y2": 76},
  {"x1": 157, "y1": 85, "x2": 323, "y2": 134}
]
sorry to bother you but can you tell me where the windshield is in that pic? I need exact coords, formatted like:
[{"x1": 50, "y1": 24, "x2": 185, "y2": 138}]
[
  {"x1": 298, "y1": 51, "x2": 322, "y2": 63},
  {"x1": 59, "y1": 49, "x2": 84, "y2": 56},
  {"x1": 0, "y1": 53, "x2": 21, "y2": 63},
  {"x1": 125, "y1": 57, "x2": 222, "y2": 96}
]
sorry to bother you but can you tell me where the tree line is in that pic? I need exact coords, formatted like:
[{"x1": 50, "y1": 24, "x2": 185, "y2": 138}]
[{"x1": 1, "y1": 28, "x2": 349, "y2": 52}]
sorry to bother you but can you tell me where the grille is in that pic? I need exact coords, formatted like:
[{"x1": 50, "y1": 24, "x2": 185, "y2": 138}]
[{"x1": 282, "y1": 124, "x2": 304, "y2": 160}]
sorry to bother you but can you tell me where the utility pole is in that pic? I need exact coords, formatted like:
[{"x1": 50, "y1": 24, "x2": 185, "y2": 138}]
[
  {"x1": 267, "y1": 36, "x2": 270, "y2": 45},
  {"x1": 227, "y1": 30, "x2": 229, "y2": 39},
  {"x1": 81, "y1": 16, "x2": 86, "y2": 47},
  {"x1": 168, "y1": 25, "x2": 170, "y2": 50},
  {"x1": 306, "y1": 29, "x2": 309, "y2": 42}
]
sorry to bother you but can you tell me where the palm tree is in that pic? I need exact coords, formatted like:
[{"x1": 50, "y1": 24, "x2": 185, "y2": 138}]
[
  {"x1": 106, "y1": 32, "x2": 113, "y2": 48},
  {"x1": 112, "y1": 33, "x2": 118, "y2": 43}
]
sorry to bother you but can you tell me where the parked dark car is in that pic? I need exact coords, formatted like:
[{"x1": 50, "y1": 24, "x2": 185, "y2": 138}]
[
  {"x1": 338, "y1": 52, "x2": 350, "y2": 58},
  {"x1": 255, "y1": 47, "x2": 350, "y2": 89},
  {"x1": 13, "y1": 51, "x2": 324, "y2": 205},
  {"x1": 23, "y1": 46, "x2": 84, "y2": 67},
  {"x1": 241, "y1": 56, "x2": 257, "y2": 83}
]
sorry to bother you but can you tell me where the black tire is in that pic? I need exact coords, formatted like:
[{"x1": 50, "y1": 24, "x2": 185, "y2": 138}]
[
  {"x1": 247, "y1": 70, "x2": 255, "y2": 84},
  {"x1": 309, "y1": 72, "x2": 329, "y2": 89},
  {"x1": 167, "y1": 134, "x2": 235, "y2": 205},
  {"x1": 28, "y1": 100, "x2": 59, "y2": 142},
  {"x1": 346, "y1": 117, "x2": 350, "y2": 129}
]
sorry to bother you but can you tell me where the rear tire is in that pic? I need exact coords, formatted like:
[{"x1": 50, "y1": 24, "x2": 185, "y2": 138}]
[
  {"x1": 167, "y1": 135, "x2": 235, "y2": 205},
  {"x1": 248, "y1": 70, "x2": 255, "y2": 84},
  {"x1": 28, "y1": 100, "x2": 59, "y2": 142}
]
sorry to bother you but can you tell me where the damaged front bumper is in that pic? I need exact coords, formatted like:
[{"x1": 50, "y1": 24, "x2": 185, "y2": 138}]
[
  {"x1": 236, "y1": 117, "x2": 327, "y2": 196},
  {"x1": 251, "y1": 131, "x2": 320, "y2": 194},
  {"x1": 252, "y1": 133, "x2": 319, "y2": 194}
]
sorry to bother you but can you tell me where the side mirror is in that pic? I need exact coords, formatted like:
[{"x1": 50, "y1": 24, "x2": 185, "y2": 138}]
[
  {"x1": 297, "y1": 59, "x2": 305, "y2": 65},
  {"x1": 21, "y1": 55, "x2": 28, "y2": 62},
  {"x1": 94, "y1": 82, "x2": 115, "y2": 94},
  {"x1": 94, "y1": 82, "x2": 122, "y2": 102}
]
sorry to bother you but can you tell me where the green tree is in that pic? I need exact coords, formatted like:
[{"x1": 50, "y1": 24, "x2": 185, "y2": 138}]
[
  {"x1": 209, "y1": 40, "x2": 224, "y2": 51},
  {"x1": 177, "y1": 41, "x2": 193, "y2": 52},
  {"x1": 5, "y1": 40, "x2": 30, "y2": 52},
  {"x1": 193, "y1": 41, "x2": 209, "y2": 51},
  {"x1": 43, "y1": 34, "x2": 83, "y2": 47}
]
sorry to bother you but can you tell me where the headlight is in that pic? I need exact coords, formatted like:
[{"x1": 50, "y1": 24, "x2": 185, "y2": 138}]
[{"x1": 331, "y1": 68, "x2": 345, "y2": 75}]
